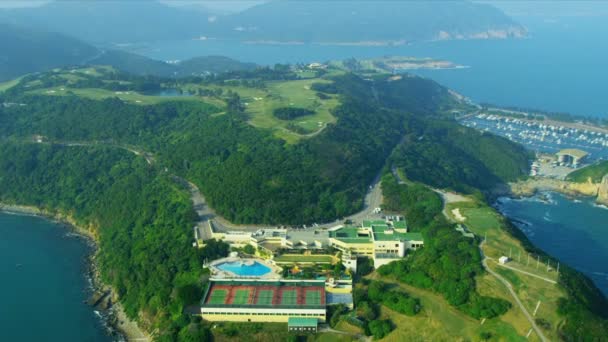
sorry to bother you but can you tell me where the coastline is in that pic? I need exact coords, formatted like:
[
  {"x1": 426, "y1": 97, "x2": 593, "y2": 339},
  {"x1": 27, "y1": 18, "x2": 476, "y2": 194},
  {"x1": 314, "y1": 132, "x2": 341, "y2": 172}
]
[
  {"x1": 508, "y1": 177, "x2": 606, "y2": 205},
  {"x1": 0, "y1": 203, "x2": 148, "y2": 342}
]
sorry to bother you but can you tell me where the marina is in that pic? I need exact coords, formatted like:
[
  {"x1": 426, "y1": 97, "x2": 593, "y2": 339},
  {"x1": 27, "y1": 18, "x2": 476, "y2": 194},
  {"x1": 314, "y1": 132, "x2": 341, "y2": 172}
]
[{"x1": 461, "y1": 114, "x2": 608, "y2": 163}]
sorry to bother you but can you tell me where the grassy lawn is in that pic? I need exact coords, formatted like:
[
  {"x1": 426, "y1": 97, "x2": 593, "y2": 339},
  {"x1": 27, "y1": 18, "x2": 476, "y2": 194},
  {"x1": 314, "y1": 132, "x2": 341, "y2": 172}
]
[
  {"x1": 446, "y1": 201, "x2": 566, "y2": 341},
  {"x1": 375, "y1": 280, "x2": 526, "y2": 342},
  {"x1": 312, "y1": 332, "x2": 355, "y2": 342},
  {"x1": 274, "y1": 254, "x2": 334, "y2": 264},
  {"x1": 212, "y1": 322, "x2": 291, "y2": 342}
]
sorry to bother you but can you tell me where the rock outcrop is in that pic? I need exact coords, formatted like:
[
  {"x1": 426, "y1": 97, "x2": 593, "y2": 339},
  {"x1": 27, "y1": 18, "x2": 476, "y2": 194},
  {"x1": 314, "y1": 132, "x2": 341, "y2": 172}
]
[{"x1": 598, "y1": 175, "x2": 608, "y2": 205}]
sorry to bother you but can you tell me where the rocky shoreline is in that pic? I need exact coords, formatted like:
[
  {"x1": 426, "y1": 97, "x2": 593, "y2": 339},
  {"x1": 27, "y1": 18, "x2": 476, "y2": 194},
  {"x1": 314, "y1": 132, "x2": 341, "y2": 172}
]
[
  {"x1": 0, "y1": 203, "x2": 148, "y2": 342},
  {"x1": 508, "y1": 176, "x2": 608, "y2": 206}
]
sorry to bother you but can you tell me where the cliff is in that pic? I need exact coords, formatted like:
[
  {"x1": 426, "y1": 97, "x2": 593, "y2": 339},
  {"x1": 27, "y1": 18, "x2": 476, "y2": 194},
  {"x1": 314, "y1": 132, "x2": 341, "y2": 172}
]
[
  {"x1": 598, "y1": 175, "x2": 608, "y2": 205},
  {"x1": 510, "y1": 175, "x2": 608, "y2": 205}
]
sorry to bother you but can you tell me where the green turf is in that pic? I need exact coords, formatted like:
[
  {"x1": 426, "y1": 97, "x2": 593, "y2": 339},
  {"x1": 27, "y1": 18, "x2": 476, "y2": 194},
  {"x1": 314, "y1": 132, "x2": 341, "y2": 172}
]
[
  {"x1": 305, "y1": 290, "x2": 321, "y2": 305},
  {"x1": 233, "y1": 289, "x2": 251, "y2": 305},
  {"x1": 256, "y1": 289, "x2": 274, "y2": 305},
  {"x1": 281, "y1": 290, "x2": 297, "y2": 305},
  {"x1": 208, "y1": 289, "x2": 228, "y2": 305},
  {"x1": 273, "y1": 254, "x2": 333, "y2": 263}
]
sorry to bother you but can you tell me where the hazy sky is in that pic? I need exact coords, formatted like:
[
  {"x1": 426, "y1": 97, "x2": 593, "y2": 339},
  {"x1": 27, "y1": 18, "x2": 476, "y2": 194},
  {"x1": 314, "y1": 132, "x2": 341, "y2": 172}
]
[
  {"x1": 0, "y1": 0, "x2": 264, "y2": 12},
  {"x1": 2, "y1": 1, "x2": 607, "y2": 17}
]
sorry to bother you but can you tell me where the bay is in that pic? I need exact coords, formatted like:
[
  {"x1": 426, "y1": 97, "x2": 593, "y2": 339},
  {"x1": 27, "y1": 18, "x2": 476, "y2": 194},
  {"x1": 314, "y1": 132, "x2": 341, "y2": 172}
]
[
  {"x1": 0, "y1": 213, "x2": 112, "y2": 341},
  {"x1": 497, "y1": 193, "x2": 608, "y2": 296},
  {"x1": 130, "y1": 16, "x2": 608, "y2": 118}
]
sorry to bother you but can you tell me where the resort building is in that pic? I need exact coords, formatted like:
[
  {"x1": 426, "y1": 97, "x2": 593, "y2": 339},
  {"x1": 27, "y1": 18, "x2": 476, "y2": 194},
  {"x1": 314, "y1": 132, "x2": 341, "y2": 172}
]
[
  {"x1": 200, "y1": 279, "x2": 327, "y2": 323},
  {"x1": 328, "y1": 220, "x2": 423, "y2": 268},
  {"x1": 206, "y1": 225, "x2": 329, "y2": 252}
]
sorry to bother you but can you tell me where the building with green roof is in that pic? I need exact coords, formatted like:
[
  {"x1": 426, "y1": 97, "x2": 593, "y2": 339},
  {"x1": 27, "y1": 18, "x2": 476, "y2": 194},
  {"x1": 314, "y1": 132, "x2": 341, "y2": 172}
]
[
  {"x1": 328, "y1": 219, "x2": 423, "y2": 268},
  {"x1": 288, "y1": 317, "x2": 318, "y2": 333}
]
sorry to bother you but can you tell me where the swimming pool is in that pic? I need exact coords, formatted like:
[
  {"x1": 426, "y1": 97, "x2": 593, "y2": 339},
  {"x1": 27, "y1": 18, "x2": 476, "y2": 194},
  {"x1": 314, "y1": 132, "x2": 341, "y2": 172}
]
[{"x1": 216, "y1": 260, "x2": 272, "y2": 277}]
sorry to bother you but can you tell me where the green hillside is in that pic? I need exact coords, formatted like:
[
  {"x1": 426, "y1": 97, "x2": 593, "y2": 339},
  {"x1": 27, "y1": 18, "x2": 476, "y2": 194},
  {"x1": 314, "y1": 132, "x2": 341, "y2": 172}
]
[{"x1": 566, "y1": 161, "x2": 608, "y2": 183}]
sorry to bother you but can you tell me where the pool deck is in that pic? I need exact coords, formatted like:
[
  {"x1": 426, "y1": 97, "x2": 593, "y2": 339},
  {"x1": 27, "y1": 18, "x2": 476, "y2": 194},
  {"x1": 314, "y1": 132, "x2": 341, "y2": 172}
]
[{"x1": 208, "y1": 257, "x2": 282, "y2": 280}]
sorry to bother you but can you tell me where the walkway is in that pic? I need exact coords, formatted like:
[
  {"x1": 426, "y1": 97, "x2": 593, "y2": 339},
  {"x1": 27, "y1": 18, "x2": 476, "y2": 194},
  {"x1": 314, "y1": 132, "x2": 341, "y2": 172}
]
[
  {"x1": 479, "y1": 240, "x2": 548, "y2": 342},
  {"x1": 495, "y1": 261, "x2": 557, "y2": 284}
]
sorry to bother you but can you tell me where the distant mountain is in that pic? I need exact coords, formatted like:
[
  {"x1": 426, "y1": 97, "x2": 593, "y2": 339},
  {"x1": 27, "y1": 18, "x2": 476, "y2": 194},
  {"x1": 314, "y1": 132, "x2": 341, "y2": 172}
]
[
  {"x1": 0, "y1": 23, "x2": 256, "y2": 81},
  {"x1": 0, "y1": 1, "x2": 526, "y2": 45},
  {"x1": 0, "y1": 1, "x2": 212, "y2": 45},
  {"x1": 89, "y1": 50, "x2": 176, "y2": 77},
  {"x1": 175, "y1": 56, "x2": 257, "y2": 75},
  {"x1": 217, "y1": 0, "x2": 527, "y2": 43},
  {"x1": 0, "y1": 23, "x2": 99, "y2": 81}
]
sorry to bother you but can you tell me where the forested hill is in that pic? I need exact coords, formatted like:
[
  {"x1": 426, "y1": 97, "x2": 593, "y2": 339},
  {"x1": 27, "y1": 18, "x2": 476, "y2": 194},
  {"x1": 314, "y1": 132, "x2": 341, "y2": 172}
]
[
  {"x1": 0, "y1": 1, "x2": 525, "y2": 44},
  {"x1": 0, "y1": 23, "x2": 99, "y2": 81},
  {"x1": 0, "y1": 67, "x2": 529, "y2": 223}
]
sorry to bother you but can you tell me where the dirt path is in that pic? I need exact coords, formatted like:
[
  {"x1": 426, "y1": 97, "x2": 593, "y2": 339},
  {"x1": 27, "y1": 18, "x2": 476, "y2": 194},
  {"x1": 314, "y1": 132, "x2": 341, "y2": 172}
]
[{"x1": 479, "y1": 240, "x2": 548, "y2": 342}]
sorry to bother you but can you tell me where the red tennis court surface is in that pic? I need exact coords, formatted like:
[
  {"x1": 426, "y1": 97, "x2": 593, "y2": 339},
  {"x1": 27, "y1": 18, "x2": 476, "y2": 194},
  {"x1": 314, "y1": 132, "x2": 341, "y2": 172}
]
[{"x1": 203, "y1": 280, "x2": 326, "y2": 307}]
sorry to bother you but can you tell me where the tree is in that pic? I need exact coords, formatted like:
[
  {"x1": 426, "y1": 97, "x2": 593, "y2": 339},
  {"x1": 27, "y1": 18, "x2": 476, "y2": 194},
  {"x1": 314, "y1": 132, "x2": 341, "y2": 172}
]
[
  {"x1": 368, "y1": 319, "x2": 393, "y2": 339},
  {"x1": 243, "y1": 244, "x2": 256, "y2": 255}
]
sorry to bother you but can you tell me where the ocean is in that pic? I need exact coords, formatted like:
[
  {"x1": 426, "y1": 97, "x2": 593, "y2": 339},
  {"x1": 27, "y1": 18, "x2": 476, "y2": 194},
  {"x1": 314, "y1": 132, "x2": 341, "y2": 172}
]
[
  {"x1": 0, "y1": 213, "x2": 112, "y2": 342},
  {"x1": 497, "y1": 193, "x2": 608, "y2": 296},
  {"x1": 129, "y1": 16, "x2": 608, "y2": 119}
]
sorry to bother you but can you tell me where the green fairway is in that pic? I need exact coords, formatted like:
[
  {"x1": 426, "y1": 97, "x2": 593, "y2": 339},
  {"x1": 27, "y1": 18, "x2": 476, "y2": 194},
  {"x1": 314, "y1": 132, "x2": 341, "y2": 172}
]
[
  {"x1": 187, "y1": 78, "x2": 339, "y2": 143},
  {"x1": 0, "y1": 77, "x2": 21, "y2": 92},
  {"x1": 246, "y1": 79, "x2": 339, "y2": 143},
  {"x1": 208, "y1": 289, "x2": 228, "y2": 305},
  {"x1": 29, "y1": 87, "x2": 207, "y2": 105}
]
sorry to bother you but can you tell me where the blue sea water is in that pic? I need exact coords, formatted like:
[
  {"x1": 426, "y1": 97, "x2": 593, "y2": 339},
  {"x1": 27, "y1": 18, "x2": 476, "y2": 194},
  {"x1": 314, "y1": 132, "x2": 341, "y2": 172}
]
[
  {"x1": 0, "y1": 213, "x2": 112, "y2": 342},
  {"x1": 130, "y1": 16, "x2": 608, "y2": 118},
  {"x1": 497, "y1": 193, "x2": 608, "y2": 296}
]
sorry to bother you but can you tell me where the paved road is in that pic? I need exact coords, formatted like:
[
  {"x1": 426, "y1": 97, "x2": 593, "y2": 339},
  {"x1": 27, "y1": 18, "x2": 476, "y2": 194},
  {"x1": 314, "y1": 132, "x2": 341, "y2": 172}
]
[{"x1": 479, "y1": 240, "x2": 548, "y2": 342}]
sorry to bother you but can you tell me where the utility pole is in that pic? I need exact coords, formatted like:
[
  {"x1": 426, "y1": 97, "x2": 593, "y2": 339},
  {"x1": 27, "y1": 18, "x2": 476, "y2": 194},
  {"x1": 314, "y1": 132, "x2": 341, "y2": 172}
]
[
  {"x1": 527, "y1": 254, "x2": 530, "y2": 266},
  {"x1": 509, "y1": 248, "x2": 512, "y2": 258},
  {"x1": 557, "y1": 262, "x2": 560, "y2": 275},
  {"x1": 537, "y1": 255, "x2": 540, "y2": 269}
]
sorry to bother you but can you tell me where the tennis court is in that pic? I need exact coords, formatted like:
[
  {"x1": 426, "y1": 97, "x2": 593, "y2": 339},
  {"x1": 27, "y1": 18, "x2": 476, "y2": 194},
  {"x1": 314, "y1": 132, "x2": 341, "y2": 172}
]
[
  {"x1": 256, "y1": 289, "x2": 274, "y2": 305},
  {"x1": 233, "y1": 289, "x2": 251, "y2": 305},
  {"x1": 281, "y1": 289, "x2": 298, "y2": 305},
  {"x1": 305, "y1": 289, "x2": 322, "y2": 305},
  {"x1": 207, "y1": 289, "x2": 228, "y2": 305}
]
